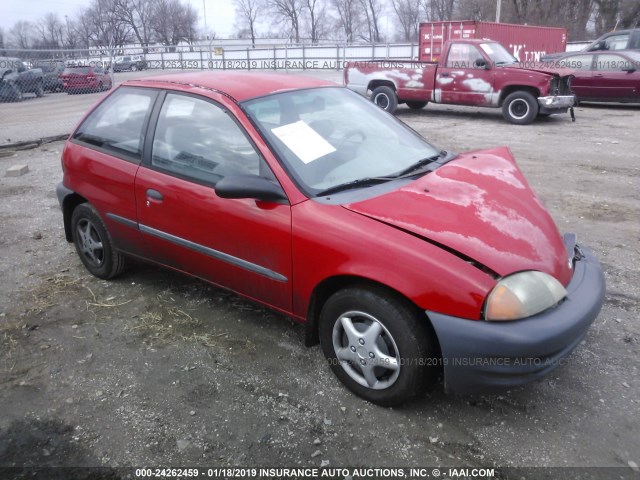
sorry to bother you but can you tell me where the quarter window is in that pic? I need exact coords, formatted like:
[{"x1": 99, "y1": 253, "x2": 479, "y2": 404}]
[
  {"x1": 73, "y1": 86, "x2": 156, "y2": 160},
  {"x1": 151, "y1": 93, "x2": 268, "y2": 185}
]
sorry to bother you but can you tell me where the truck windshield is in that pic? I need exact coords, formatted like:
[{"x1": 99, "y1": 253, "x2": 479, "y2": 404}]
[
  {"x1": 480, "y1": 43, "x2": 518, "y2": 65},
  {"x1": 243, "y1": 87, "x2": 440, "y2": 197}
]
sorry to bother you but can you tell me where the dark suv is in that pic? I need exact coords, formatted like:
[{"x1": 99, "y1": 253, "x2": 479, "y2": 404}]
[
  {"x1": 0, "y1": 57, "x2": 45, "y2": 101},
  {"x1": 542, "y1": 29, "x2": 640, "y2": 61},
  {"x1": 112, "y1": 55, "x2": 147, "y2": 72},
  {"x1": 36, "y1": 60, "x2": 65, "y2": 92}
]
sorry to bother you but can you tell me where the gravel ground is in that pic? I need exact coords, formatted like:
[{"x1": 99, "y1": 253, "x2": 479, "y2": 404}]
[{"x1": 0, "y1": 72, "x2": 638, "y2": 479}]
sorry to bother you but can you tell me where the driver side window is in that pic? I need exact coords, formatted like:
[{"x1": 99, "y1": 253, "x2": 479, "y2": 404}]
[{"x1": 151, "y1": 93, "x2": 272, "y2": 185}]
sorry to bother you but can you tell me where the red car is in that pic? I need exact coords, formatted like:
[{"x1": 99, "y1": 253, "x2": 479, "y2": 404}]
[
  {"x1": 61, "y1": 65, "x2": 112, "y2": 94},
  {"x1": 57, "y1": 72, "x2": 605, "y2": 405},
  {"x1": 555, "y1": 51, "x2": 640, "y2": 103}
]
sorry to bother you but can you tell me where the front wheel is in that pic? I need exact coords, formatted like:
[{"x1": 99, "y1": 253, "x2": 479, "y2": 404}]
[
  {"x1": 406, "y1": 101, "x2": 427, "y2": 110},
  {"x1": 319, "y1": 286, "x2": 439, "y2": 406},
  {"x1": 11, "y1": 85, "x2": 23, "y2": 102},
  {"x1": 71, "y1": 204, "x2": 126, "y2": 279},
  {"x1": 371, "y1": 86, "x2": 398, "y2": 114},
  {"x1": 502, "y1": 91, "x2": 538, "y2": 125},
  {"x1": 131, "y1": 64, "x2": 138, "y2": 72},
  {"x1": 35, "y1": 82, "x2": 44, "y2": 97}
]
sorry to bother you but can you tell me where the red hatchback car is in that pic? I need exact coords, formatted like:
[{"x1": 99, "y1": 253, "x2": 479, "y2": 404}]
[
  {"x1": 57, "y1": 72, "x2": 605, "y2": 405},
  {"x1": 61, "y1": 65, "x2": 112, "y2": 94}
]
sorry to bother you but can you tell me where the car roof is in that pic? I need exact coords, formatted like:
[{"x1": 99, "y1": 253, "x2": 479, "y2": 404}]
[{"x1": 123, "y1": 71, "x2": 337, "y2": 102}]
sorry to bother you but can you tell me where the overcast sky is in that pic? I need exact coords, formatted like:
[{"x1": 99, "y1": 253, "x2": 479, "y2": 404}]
[{"x1": 1, "y1": 0, "x2": 237, "y2": 38}]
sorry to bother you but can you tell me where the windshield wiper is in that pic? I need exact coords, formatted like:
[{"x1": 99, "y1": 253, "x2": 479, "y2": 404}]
[
  {"x1": 315, "y1": 176, "x2": 395, "y2": 197},
  {"x1": 393, "y1": 151, "x2": 448, "y2": 178}
]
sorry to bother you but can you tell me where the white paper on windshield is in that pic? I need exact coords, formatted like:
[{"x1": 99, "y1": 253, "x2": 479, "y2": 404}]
[{"x1": 271, "y1": 121, "x2": 336, "y2": 164}]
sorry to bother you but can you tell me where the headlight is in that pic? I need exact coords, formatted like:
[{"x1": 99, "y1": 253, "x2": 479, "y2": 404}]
[{"x1": 484, "y1": 271, "x2": 567, "y2": 321}]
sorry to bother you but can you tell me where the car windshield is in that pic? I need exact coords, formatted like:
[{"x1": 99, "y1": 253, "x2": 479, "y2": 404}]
[
  {"x1": 480, "y1": 42, "x2": 518, "y2": 65},
  {"x1": 242, "y1": 87, "x2": 440, "y2": 196}
]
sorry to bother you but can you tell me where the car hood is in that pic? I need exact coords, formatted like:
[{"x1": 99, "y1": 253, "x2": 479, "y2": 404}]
[{"x1": 342, "y1": 147, "x2": 572, "y2": 285}]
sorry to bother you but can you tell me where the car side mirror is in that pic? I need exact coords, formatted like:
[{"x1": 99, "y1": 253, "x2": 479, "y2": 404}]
[
  {"x1": 622, "y1": 66, "x2": 636, "y2": 73},
  {"x1": 215, "y1": 175, "x2": 287, "y2": 202},
  {"x1": 474, "y1": 58, "x2": 489, "y2": 69}
]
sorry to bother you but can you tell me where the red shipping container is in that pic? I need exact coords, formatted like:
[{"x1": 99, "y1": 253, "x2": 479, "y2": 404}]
[{"x1": 419, "y1": 21, "x2": 567, "y2": 62}]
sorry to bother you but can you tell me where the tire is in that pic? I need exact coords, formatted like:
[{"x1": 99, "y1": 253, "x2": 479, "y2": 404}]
[
  {"x1": 71, "y1": 203, "x2": 126, "y2": 280},
  {"x1": 319, "y1": 286, "x2": 439, "y2": 406},
  {"x1": 11, "y1": 85, "x2": 23, "y2": 102},
  {"x1": 131, "y1": 64, "x2": 138, "y2": 72},
  {"x1": 371, "y1": 86, "x2": 398, "y2": 114},
  {"x1": 406, "y1": 101, "x2": 427, "y2": 110},
  {"x1": 502, "y1": 91, "x2": 538, "y2": 125},
  {"x1": 35, "y1": 82, "x2": 44, "y2": 97}
]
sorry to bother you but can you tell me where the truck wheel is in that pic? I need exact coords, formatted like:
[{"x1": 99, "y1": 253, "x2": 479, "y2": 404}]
[
  {"x1": 406, "y1": 101, "x2": 427, "y2": 110},
  {"x1": 319, "y1": 285, "x2": 439, "y2": 406},
  {"x1": 371, "y1": 86, "x2": 398, "y2": 114},
  {"x1": 131, "y1": 64, "x2": 138, "y2": 72},
  {"x1": 502, "y1": 91, "x2": 538, "y2": 125},
  {"x1": 35, "y1": 82, "x2": 44, "y2": 97}
]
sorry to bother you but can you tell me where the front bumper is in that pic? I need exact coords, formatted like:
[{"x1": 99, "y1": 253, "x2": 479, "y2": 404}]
[
  {"x1": 537, "y1": 94, "x2": 575, "y2": 111},
  {"x1": 428, "y1": 243, "x2": 605, "y2": 394}
]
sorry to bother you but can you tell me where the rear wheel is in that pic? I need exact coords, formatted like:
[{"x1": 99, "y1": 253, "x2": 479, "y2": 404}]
[
  {"x1": 11, "y1": 85, "x2": 23, "y2": 102},
  {"x1": 371, "y1": 86, "x2": 398, "y2": 114},
  {"x1": 71, "y1": 204, "x2": 126, "y2": 279},
  {"x1": 319, "y1": 286, "x2": 439, "y2": 406},
  {"x1": 502, "y1": 91, "x2": 538, "y2": 125},
  {"x1": 406, "y1": 101, "x2": 427, "y2": 110}
]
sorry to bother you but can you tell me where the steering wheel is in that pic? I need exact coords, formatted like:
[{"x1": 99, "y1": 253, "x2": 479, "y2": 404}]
[{"x1": 336, "y1": 129, "x2": 367, "y2": 149}]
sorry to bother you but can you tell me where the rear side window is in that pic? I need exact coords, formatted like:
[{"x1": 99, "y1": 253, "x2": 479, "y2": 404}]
[{"x1": 73, "y1": 87, "x2": 157, "y2": 161}]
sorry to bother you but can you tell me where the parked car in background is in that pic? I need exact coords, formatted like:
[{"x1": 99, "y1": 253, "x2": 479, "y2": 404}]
[
  {"x1": 61, "y1": 65, "x2": 112, "y2": 94},
  {"x1": 36, "y1": 60, "x2": 65, "y2": 92},
  {"x1": 57, "y1": 72, "x2": 604, "y2": 406},
  {"x1": 554, "y1": 51, "x2": 640, "y2": 103},
  {"x1": 0, "y1": 57, "x2": 45, "y2": 101},
  {"x1": 542, "y1": 28, "x2": 640, "y2": 61},
  {"x1": 112, "y1": 55, "x2": 146, "y2": 72}
]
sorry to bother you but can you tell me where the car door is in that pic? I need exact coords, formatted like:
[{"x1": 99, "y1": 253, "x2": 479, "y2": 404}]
[
  {"x1": 591, "y1": 53, "x2": 638, "y2": 100},
  {"x1": 436, "y1": 43, "x2": 494, "y2": 106},
  {"x1": 559, "y1": 54, "x2": 595, "y2": 100},
  {"x1": 134, "y1": 91, "x2": 293, "y2": 312}
]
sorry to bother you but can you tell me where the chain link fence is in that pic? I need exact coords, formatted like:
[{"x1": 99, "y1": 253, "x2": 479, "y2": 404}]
[{"x1": 0, "y1": 41, "x2": 418, "y2": 145}]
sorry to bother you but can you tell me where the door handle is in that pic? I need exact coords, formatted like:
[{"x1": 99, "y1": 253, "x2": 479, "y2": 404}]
[
  {"x1": 146, "y1": 189, "x2": 163, "y2": 201},
  {"x1": 594, "y1": 73, "x2": 604, "y2": 77},
  {"x1": 440, "y1": 72, "x2": 450, "y2": 77}
]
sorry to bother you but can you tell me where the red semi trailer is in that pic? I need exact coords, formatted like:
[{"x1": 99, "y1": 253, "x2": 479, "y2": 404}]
[{"x1": 419, "y1": 21, "x2": 568, "y2": 63}]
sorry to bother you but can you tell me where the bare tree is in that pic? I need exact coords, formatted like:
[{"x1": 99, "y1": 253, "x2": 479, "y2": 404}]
[
  {"x1": 359, "y1": 0, "x2": 384, "y2": 42},
  {"x1": 149, "y1": 0, "x2": 199, "y2": 49},
  {"x1": 619, "y1": 0, "x2": 640, "y2": 28},
  {"x1": 454, "y1": 0, "x2": 497, "y2": 21},
  {"x1": 235, "y1": 0, "x2": 262, "y2": 46},
  {"x1": 331, "y1": 0, "x2": 361, "y2": 41},
  {"x1": 34, "y1": 13, "x2": 65, "y2": 48},
  {"x1": 593, "y1": 0, "x2": 621, "y2": 34},
  {"x1": 9, "y1": 21, "x2": 34, "y2": 49},
  {"x1": 391, "y1": 0, "x2": 421, "y2": 41},
  {"x1": 268, "y1": 0, "x2": 303, "y2": 42},
  {"x1": 87, "y1": 0, "x2": 133, "y2": 49},
  {"x1": 422, "y1": 0, "x2": 456, "y2": 20},
  {"x1": 114, "y1": 0, "x2": 153, "y2": 50},
  {"x1": 305, "y1": 0, "x2": 329, "y2": 43}
]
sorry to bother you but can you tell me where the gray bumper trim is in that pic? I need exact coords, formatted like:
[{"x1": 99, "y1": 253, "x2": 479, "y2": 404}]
[{"x1": 427, "y1": 245, "x2": 605, "y2": 394}]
